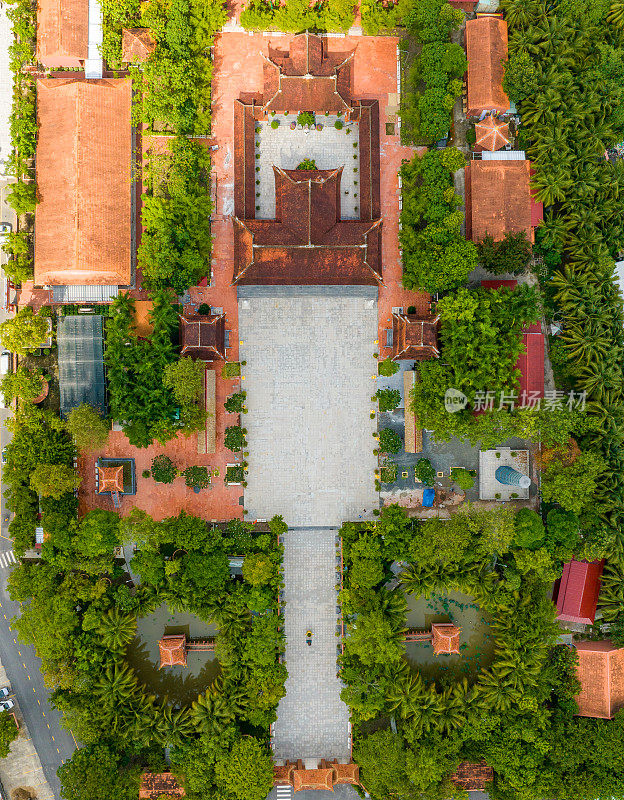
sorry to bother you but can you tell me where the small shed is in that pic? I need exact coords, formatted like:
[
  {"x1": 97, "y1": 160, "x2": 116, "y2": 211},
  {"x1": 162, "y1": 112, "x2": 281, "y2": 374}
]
[
  {"x1": 475, "y1": 114, "x2": 510, "y2": 151},
  {"x1": 451, "y1": 760, "x2": 494, "y2": 791},
  {"x1": 554, "y1": 559, "x2": 605, "y2": 625},
  {"x1": 57, "y1": 315, "x2": 106, "y2": 417},
  {"x1": 392, "y1": 313, "x2": 440, "y2": 361},
  {"x1": 139, "y1": 773, "x2": 185, "y2": 800},
  {"x1": 180, "y1": 314, "x2": 226, "y2": 361}
]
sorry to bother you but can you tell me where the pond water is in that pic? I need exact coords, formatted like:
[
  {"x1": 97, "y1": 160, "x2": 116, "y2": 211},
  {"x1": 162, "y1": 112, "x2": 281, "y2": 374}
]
[
  {"x1": 125, "y1": 603, "x2": 220, "y2": 705},
  {"x1": 404, "y1": 588, "x2": 496, "y2": 681}
]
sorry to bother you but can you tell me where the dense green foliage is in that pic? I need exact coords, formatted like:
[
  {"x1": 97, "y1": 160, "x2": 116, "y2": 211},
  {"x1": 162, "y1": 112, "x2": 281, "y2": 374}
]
[
  {"x1": 150, "y1": 454, "x2": 178, "y2": 484},
  {"x1": 376, "y1": 388, "x2": 401, "y2": 412},
  {"x1": 342, "y1": 505, "x2": 624, "y2": 799},
  {"x1": 0, "y1": 712, "x2": 18, "y2": 759},
  {"x1": 378, "y1": 428, "x2": 402, "y2": 454},
  {"x1": 399, "y1": 148, "x2": 478, "y2": 292},
  {"x1": 0, "y1": 364, "x2": 45, "y2": 405},
  {"x1": 477, "y1": 231, "x2": 533, "y2": 276},
  {"x1": 240, "y1": 0, "x2": 355, "y2": 33},
  {"x1": 104, "y1": 293, "x2": 202, "y2": 448},
  {"x1": 65, "y1": 404, "x2": 110, "y2": 452},
  {"x1": 0, "y1": 308, "x2": 48, "y2": 356}
]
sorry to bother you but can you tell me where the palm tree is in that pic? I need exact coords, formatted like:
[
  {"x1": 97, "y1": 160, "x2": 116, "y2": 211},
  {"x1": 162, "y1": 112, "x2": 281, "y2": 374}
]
[
  {"x1": 94, "y1": 663, "x2": 138, "y2": 702},
  {"x1": 97, "y1": 608, "x2": 137, "y2": 653},
  {"x1": 155, "y1": 704, "x2": 195, "y2": 746},
  {"x1": 607, "y1": 0, "x2": 624, "y2": 28}
]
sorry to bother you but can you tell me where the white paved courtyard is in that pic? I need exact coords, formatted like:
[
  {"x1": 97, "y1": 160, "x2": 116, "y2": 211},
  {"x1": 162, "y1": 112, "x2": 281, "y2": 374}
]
[
  {"x1": 239, "y1": 289, "x2": 378, "y2": 527},
  {"x1": 255, "y1": 117, "x2": 360, "y2": 219}
]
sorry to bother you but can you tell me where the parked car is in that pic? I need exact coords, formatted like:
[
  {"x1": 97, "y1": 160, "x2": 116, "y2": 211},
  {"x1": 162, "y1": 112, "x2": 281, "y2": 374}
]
[
  {"x1": 0, "y1": 700, "x2": 14, "y2": 712},
  {"x1": 0, "y1": 688, "x2": 10, "y2": 699},
  {"x1": 0, "y1": 449, "x2": 6, "y2": 465},
  {"x1": 0, "y1": 352, "x2": 11, "y2": 376}
]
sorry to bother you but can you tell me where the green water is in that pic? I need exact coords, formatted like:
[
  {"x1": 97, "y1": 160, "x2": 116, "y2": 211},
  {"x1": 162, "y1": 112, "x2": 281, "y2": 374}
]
[
  {"x1": 125, "y1": 604, "x2": 220, "y2": 705},
  {"x1": 404, "y1": 589, "x2": 496, "y2": 681}
]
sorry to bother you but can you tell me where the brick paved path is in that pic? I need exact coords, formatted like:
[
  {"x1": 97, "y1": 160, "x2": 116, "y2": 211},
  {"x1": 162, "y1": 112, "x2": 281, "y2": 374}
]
[{"x1": 272, "y1": 527, "x2": 350, "y2": 762}]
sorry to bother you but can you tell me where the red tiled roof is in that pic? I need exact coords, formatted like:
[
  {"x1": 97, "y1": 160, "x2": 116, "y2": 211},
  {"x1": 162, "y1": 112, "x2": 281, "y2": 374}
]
[
  {"x1": 451, "y1": 761, "x2": 493, "y2": 791},
  {"x1": 121, "y1": 28, "x2": 156, "y2": 64},
  {"x1": 554, "y1": 560, "x2": 604, "y2": 625},
  {"x1": 574, "y1": 640, "x2": 624, "y2": 719},
  {"x1": 97, "y1": 465, "x2": 124, "y2": 494},
  {"x1": 465, "y1": 160, "x2": 534, "y2": 243},
  {"x1": 392, "y1": 313, "x2": 440, "y2": 361},
  {"x1": 480, "y1": 279, "x2": 517, "y2": 289},
  {"x1": 465, "y1": 16, "x2": 510, "y2": 118},
  {"x1": 517, "y1": 325, "x2": 544, "y2": 399},
  {"x1": 273, "y1": 764, "x2": 295, "y2": 785},
  {"x1": 432, "y1": 623, "x2": 461, "y2": 655},
  {"x1": 179, "y1": 314, "x2": 226, "y2": 361},
  {"x1": 36, "y1": 0, "x2": 88, "y2": 68},
  {"x1": 35, "y1": 78, "x2": 132, "y2": 287},
  {"x1": 139, "y1": 773, "x2": 185, "y2": 799},
  {"x1": 233, "y1": 168, "x2": 382, "y2": 285},
  {"x1": 158, "y1": 635, "x2": 187, "y2": 668},
  {"x1": 292, "y1": 768, "x2": 334, "y2": 792},
  {"x1": 332, "y1": 762, "x2": 359, "y2": 785},
  {"x1": 475, "y1": 114, "x2": 510, "y2": 151},
  {"x1": 263, "y1": 33, "x2": 353, "y2": 114}
]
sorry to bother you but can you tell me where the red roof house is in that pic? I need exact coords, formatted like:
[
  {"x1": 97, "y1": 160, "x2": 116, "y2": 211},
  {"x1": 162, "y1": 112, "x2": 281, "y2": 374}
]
[
  {"x1": 36, "y1": 0, "x2": 88, "y2": 68},
  {"x1": 179, "y1": 314, "x2": 226, "y2": 361},
  {"x1": 262, "y1": 33, "x2": 354, "y2": 115},
  {"x1": 233, "y1": 168, "x2": 382, "y2": 285},
  {"x1": 574, "y1": 640, "x2": 624, "y2": 718},
  {"x1": 139, "y1": 773, "x2": 185, "y2": 799},
  {"x1": 465, "y1": 159, "x2": 534, "y2": 244},
  {"x1": 392, "y1": 313, "x2": 440, "y2": 361},
  {"x1": 432, "y1": 623, "x2": 461, "y2": 655},
  {"x1": 292, "y1": 768, "x2": 335, "y2": 791},
  {"x1": 451, "y1": 761, "x2": 494, "y2": 791},
  {"x1": 158, "y1": 635, "x2": 187, "y2": 668},
  {"x1": 465, "y1": 16, "x2": 510, "y2": 118},
  {"x1": 35, "y1": 78, "x2": 132, "y2": 286},
  {"x1": 554, "y1": 559, "x2": 605, "y2": 625}
]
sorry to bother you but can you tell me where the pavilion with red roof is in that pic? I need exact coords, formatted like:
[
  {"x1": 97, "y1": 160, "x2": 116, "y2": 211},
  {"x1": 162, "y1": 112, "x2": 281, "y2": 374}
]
[
  {"x1": 158, "y1": 635, "x2": 187, "y2": 668},
  {"x1": 431, "y1": 623, "x2": 461, "y2": 655},
  {"x1": 554, "y1": 559, "x2": 605, "y2": 625}
]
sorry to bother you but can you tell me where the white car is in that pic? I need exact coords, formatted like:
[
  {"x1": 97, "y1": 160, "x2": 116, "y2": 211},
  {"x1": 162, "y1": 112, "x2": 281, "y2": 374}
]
[
  {"x1": 0, "y1": 700, "x2": 14, "y2": 712},
  {"x1": 0, "y1": 352, "x2": 11, "y2": 376},
  {"x1": 0, "y1": 688, "x2": 10, "y2": 698}
]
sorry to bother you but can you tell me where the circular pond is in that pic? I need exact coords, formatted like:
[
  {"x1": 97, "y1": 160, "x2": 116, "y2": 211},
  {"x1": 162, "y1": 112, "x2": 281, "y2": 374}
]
[
  {"x1": 125, "y1": 603, "x2": 220, "y2": 705},
  {"x1": 405, "y1": 589, "x2": 495, "y2": 680}
]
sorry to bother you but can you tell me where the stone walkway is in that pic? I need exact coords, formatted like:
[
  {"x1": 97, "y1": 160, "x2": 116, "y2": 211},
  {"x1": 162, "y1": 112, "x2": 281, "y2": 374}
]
[{"x1": 272, "y1": 528, "x2": 350, "y2": 762}]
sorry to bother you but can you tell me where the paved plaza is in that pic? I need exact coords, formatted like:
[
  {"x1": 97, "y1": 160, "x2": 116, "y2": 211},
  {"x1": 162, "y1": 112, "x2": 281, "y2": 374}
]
[
  {"x1": 255, "y1": 118, "x2": 360, "y2": 219},
  {"x1": 272, "y1": 527, "x2": 350, "y2": 762},
  {"x1": 239, "y1": 288, "x2": 378, "y2": 527}
]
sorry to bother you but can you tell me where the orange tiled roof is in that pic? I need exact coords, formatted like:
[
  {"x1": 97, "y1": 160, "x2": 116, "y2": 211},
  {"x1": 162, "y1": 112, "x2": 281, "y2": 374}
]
[
  {"x1": 392, "y1": 313, "x2": 440, "y2": 361},
  {"x1": 451, "y1": 760, "x2": 493, "y2": 790},
  {"x1": 139, "y1": 773, "x2": 185, "y2": 799},
  {"x1": 475, "y1": 114, "x2": 510, "y2": 151},
  {"x1": 465, "y1": 159, "x2": 534, "y2": 243},
  {"x1": 97, "y1": 465, "x2": 124, "y2": 494},
  {"x1": 292, "y1": 768, "x2": 334, "y2": 792},
  {"x1": 432, "y1": 623, "x2": 461, "y2": 655},
  {"x1": 121, "y1": 27, "x2": 156, "y2": 63},
  {"x1": 465, "y1": 16, "x2": 510, "y2": 118},
  {"x1": 574, "y1": 640, "x2": 624, "y2": 719},
  {"x1": 35, "y1": 78, "x2": 132, "y2": 287},
  {"x1": 180, "y1": 314, "x2": 226, "y2": 361},
  {"x1": 36, "y1": 0, "x2": 88, "y2": 68},
  {"x1": 159, "y1": 635, "x2": 187, "y2": 668},
  {"x1": 331, "y1": 762, "x2": 359, "y2": 785}
]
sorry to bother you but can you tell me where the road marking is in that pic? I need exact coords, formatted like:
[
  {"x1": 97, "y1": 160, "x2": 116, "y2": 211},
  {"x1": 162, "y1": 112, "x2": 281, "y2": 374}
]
[
  {"x1": 46, "y1": 723, "x2": 49, "y2": 729},
  {"x1": 41, "y1": 712, "x2": 44, "y2": 717},
  {"x1": 17, "y1": 651, "x2": 20, "y2": 656},
  {"x1": 51, "y1": 736, "x2": 54, "y2": 742},
  {"x1": 36, "y1": 699, "x2": 40, "y2": 705},
  {"x1": 57, "y1": 749, "x2": 60, "y2": 754},
  {"x1": 27, "y1": 675, "x2": 30, "y2": 680},
  {"x1": 22, "y1": 663, "x2": 25, "y2": 668},
  {"x1": 0, "y1": 550, "x2": 16, "y2": 569}
]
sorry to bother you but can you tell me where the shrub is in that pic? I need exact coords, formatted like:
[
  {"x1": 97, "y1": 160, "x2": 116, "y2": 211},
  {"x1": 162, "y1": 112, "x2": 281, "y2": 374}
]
[
  {"x1": 198, "y1": 303, "x2": 211, "y2": 315},
  {"x1": 450, "y1": 467, "x2": 474, "y2": 491},
  {"x1": 415, "y1": 457, "x2": 435, "y2": 486},
  {"x1": 271, "y1": 119, "x2": 279, "y2": 129},
  {"x1": 334, "y1": 120, "x2": 344, "y2": 130},
  {"x1": 296, "y1": 158, "x2": 317, "y2": 170},
  {"x1": 224, "y1": 391, "x2": 246, "y2": 413},
  {"x1": 225, "y1": 465, "x2": 245, "y2": 484},
  {"x1": 375, "y1": 388, "x2": 401, "y2": 412},
  {"x1": 66, "y1": 405, "x2": 110, "y2": 452},
  {"x1": 225, "y1": 425, "x2": 247, "y2": 451},
  {"x1": 151, "y1": 455, "x2": 177, "y2": 484},
  {"x1": 30, "y1": 463, "x2": 81, "y2": 499},
  {"x1": 222, "y1": 361, "x2": 241, "y2": 378},
  {"x1": 378, "y1": 428, "x2": 402, "y2": 454},
  {"x1": 378, "y1": 357, "x2": 399, "y2": 377},
  {"x1": 297, "y1": 112, "x2": 315, "y2": 127},
  {"x1": 477, "y1": 231, "x2": 532, "y2": 275},
  {"x1": 182, "y1": 465, "x2": 210, "y2": 489}
]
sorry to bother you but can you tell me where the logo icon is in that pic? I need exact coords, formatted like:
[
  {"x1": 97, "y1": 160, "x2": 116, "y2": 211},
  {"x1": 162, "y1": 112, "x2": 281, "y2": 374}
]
[{"x1": 444, "y1": 388, "x2": 468, "y2": 414}]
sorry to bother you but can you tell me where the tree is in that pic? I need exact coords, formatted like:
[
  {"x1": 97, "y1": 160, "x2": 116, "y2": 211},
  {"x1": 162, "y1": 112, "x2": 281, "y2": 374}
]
[
  {"x1": 214, "y1": 737, "x2": 273, "y2": 800},
  {"x1": 151, "y1": 455, "x2": 178, "y2": 484},
  {"x1": 0, "y1": 713, "x2": 17, "y2": 758},
  {"x1": 97, "y1": 608, "x2": 137, "y2": 653},
  {"x1": 376, "y1": 388, "x2": 401, "y2": 412},
  {"x1": 477, "y1": 231, "x2": 532, "y2": 275},
  {"x1": 415, "y1": 458, "x2": 435, "y2": 486},
  {"x1": 0, "y1": 309, "x2": 48, "y2": 356},
  {"x1": 513, "y1": 508, "x2": 546, "y2": 550},
  {"x1": 354, "y1": 730, "x2": 411, "y2": 798},
  {"x1": 541, "y1": 450, "x2": 605, "y2": 515},
  {"x1": 57, "y1": 744, "x2": 137, "y2": 800},
  {"x1": 224, "y1": 426, "x2": 246, "y2": 451},
  {"x1": 503, "y1": 50, "x2": 539, "y2": 102},
  {"x1": 6, "y1": 181, "x2": 37, "y2": 215},
  {"x1": 65, "y1": 405, "x2": 109, "y2": 451},
  {"x1": 163, "y1": 357, "x2": 205, "y2": 406},
  {"x1": 379, "y1": 428, "x2": 402, "y2": 454},
  {"x1": 242, "y1": 552, "x2": 275, "y2": 586},
  {"x1": 224, "y1": 391, "x2": 246, "y2": 413},
  {"x1": 0, "y1": 366, "x2": 44, "y2": 405},
  {"x1": 73, "y1": 509, "x2": 120, "y2": 559},
  {"x1": 182, "y1": 465, "x2": 210, "y2": 490},
  {"x1": 378, "y1": 357, "x2": 399, "y2": 377},
  {"x1": 450, "y1": 467, "x2": 474, "y2": 491},
  {"x1": 29, "y1": 463, "x2": 81, "y2": 499},
  {"x1": 545, "y1": 509, "x2": 580, "y2": 561}
]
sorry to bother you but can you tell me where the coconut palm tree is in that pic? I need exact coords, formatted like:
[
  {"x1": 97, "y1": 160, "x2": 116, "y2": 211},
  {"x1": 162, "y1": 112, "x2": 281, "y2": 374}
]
[
  {"x1": 607, "y1": 0, "x2": 624, "y2": 28},
  {"x1": 94, "y1": 663, "x2": 138, "y2": 702},
  {"x1": 97, "y1": 608, "x2": 137, "y2": 653}
]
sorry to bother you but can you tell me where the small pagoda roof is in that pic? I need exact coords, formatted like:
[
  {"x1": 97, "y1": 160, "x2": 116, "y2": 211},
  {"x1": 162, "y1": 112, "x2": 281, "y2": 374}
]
[
  {"x1": 180, "y1": 314, "x2": 226, "y2": 362},
  {"x1": 574, "y1": 640, "x2": 624, "y2": 718},
  {"x1": 97, "y1": 465, "x2": 124, "y2": 494},
  {"x1": 475, "y1": 115, "x2": 510, "y2": 151},
  {"x1": 332, "y1": 761, "x2": 359, "y2": 785},
  {"x1": 292, "y1": 767, "x2": 335, "y2": 792},
  {"x1": 432, "y1": 623, "x2": 461, "y2": 655},
  {"x1": 392, "y1": 312, "x2": 440, "y2": 361},
  {"x1": 121, "y1": 27, "x2": 156, "y2": 64},
  {"x1": 159, "y1": 635, "x2": 187, "y2": 668}
]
